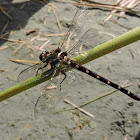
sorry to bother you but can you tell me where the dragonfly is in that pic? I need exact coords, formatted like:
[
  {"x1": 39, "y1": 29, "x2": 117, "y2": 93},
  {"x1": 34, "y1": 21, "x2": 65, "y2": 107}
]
[{"x1": 18, "y1": 8, "x2": 140, "y2": 118}]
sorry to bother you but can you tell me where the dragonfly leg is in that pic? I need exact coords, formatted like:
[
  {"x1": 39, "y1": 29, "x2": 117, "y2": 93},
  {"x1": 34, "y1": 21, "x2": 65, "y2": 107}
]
[
  {"x1": 60, "y1": 71, "x2": 67, "y2": 84},
  {"x1": 35, "y1": 95, "x2": 41, "y2": 108},
  {"x1": 36, "y1": 62, "x2": 48, "y2": 76},
  {"x1": 59, "y1": 70, "x2": 67, "y2": 91}
]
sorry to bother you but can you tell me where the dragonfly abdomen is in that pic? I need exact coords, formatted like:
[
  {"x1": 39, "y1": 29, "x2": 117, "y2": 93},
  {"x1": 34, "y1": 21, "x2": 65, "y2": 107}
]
[{"x1": 64, "y1": 58, "x2": 140, "y2": 101}]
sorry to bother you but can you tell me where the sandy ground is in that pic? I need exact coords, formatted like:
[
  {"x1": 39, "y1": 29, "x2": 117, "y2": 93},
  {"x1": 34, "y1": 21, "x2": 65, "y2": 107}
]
[{"x1": 0, "y1": 0, "x2": 140, "y2": 140}]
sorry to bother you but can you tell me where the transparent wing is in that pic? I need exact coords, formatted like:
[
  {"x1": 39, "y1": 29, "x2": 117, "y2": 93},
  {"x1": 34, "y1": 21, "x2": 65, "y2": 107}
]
[
  {"x1": 17, "y1": 62, "x2": 51, "y2": 82},
  {"x1": 59, "y1": 8, "x2": 88, "y2": 52},
  {"x1": 34, "y1": 70, "x2": 75, "y2": 120},
  {"x1": 59, "y1": 8, "x2": 100, "y2": 59},
  {"x1": 67, "y1": 28, "x2": 99, "y2": 59}
]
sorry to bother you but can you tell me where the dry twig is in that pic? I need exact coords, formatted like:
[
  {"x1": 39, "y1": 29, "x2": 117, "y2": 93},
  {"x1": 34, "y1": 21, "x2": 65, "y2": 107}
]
[
  {"x1": 10, "y1": 59, "x2": 39, "y2": 64},
  {"x1": 52, "y1": 7, "x2": 63, "y2": 32},
  {"x1": 103, "y1": 0, "x2": 140, "y2": 24},
  {"x1": 0, "y1": 46, "x2": 8, "y2": 51},
  {"x1": 45, "y1": 33, "x2": 64, "y2": 37},
  {"x1": 64, "y1": 99, "x2": 94, "y2": 118}
]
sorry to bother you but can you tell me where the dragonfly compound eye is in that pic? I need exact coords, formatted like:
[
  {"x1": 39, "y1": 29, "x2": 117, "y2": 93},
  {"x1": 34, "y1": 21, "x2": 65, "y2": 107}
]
[
  {"x1": 39, "y1": 51, "x2": 49, "y2": 61},
  {"x1": 39, "y1": 53, "x2": 43, "y2": 61}
]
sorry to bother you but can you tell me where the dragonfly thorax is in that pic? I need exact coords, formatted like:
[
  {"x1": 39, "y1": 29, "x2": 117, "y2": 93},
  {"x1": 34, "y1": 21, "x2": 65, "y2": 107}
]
[{"x1": 59, "y1": 52, "x2": 68, "y2": 60}]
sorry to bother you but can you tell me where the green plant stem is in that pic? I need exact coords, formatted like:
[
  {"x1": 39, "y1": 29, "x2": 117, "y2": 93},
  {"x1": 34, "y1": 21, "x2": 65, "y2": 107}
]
[
  {"x1": 73, "y1": 26, "x2": 140, "y2": 65},
  {"x1": 0, "y1": 27, "x2": 140, "y2": 102}
]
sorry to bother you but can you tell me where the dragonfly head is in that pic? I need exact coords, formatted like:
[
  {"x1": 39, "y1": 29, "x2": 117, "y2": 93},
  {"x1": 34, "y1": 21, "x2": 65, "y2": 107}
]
[{"x1": 39, "y1": 51, "x2": 49, "y2": 62}]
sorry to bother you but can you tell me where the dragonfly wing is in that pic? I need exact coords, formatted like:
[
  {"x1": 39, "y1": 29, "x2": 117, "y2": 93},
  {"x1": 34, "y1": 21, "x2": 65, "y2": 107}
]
[
  {"x1": 17, "y1": 62, "x2": 50, "y2": 82},
  {"x1": 67, "y1": 28, "x2": 100, "y2": 59},
  {"x1": 59, "y1": 8, "x2": 100, "y2": 59},
  {"x1": 59, "y1": 8, "x2": 89, "y2": 52},
  {"x1": 34, "y1": 70, "x2": 75, "y2": 120}
]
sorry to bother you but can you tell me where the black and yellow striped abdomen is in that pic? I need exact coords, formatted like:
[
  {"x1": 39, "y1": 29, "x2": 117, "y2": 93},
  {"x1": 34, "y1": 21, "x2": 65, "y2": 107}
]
[{"x1": 63, "y1": 58, "x2": 140, "y2": 101}]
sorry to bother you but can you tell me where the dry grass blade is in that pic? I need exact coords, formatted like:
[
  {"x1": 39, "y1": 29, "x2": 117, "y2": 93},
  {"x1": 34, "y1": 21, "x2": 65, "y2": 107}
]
[
  {"x1": 39, "y1": 40, "x2": 50, "y2": 51},
  {"x1": 119, "y1": 0, "x2": 138, "y2": 17},
  {"x1": 52, "y1": 7, "x2": 63, "y2": 32},
  {"x1": 46, "y1": 85, "x2": 57, "y2": 90},
  {"x1": 10, "y1": 59, "x2": 39, "y2": 64},
  {"x1": 0, "y1": 31, "x2": 11, "y2": 39},
  {"x1": 55, "y1": 0, "x2": 137, "y2": 13},
  {"x1": 45, "y1": 33, "x2": 64, "y2": 37},
  {"x1": 102, "y1": 0, "x2": 140, "y2": 24},
  {"x1": 0, "y1": 46, "x2": 8, "y2": 51},
  {"x1": 64, "y1": 99, "x2": 94, "y2": 118},
  {"x1": 0, "y1": 38, "x2": 23, "y2": 42},
  {"x1": 12, "y1": 46, "x2": 22, "y2": 55}
]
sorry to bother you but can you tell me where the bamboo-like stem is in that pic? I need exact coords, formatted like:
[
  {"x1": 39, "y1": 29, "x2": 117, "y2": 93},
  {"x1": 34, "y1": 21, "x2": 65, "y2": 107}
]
[{"x1": 0, "y1": 27, "x2": 140, "y2": 102}]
